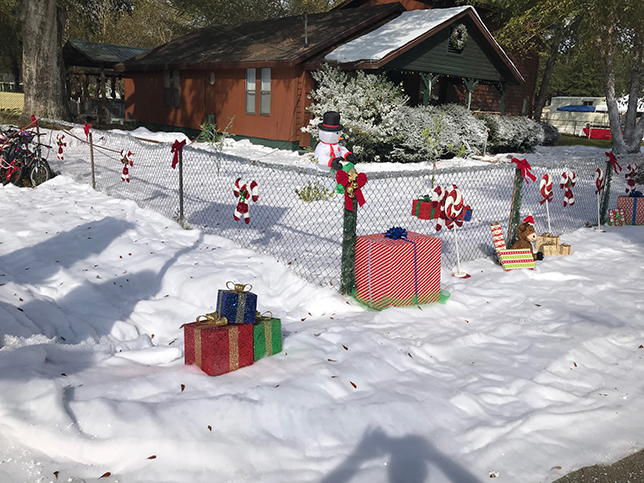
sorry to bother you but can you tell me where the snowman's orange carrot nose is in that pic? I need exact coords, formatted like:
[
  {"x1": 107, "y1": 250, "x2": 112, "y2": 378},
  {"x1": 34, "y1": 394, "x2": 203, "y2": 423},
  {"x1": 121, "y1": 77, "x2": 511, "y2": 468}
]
[{"x1": 338, "y1": 136, "x2": 343, "y2": 141}]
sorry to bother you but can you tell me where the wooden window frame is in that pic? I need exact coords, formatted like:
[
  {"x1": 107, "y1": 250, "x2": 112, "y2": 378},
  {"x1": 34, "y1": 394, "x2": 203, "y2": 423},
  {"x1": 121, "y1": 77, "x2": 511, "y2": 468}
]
[
  {"x1": 246, "y1": 68, "x2": 256, "y2": 114},
  {"x1": 260, "y1": 67, "x2": 271, "y2": 116}
]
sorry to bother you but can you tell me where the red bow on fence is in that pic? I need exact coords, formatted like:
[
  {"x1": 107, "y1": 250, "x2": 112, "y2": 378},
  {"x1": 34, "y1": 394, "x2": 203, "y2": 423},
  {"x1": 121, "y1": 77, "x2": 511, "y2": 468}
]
[
  {"x1": 30, "y1": 114, "x2": 38, "y2": 124},
  {"x1": 336, "y1": 168, "x2": 367, "y2": 211},
  {"x1": 605, "y1": 151, "x2": 622, "y2": 174},
  {"x1": 511, "y1": 157, "x2": 536, "y2": 184},
  {"x1": 171, "y1": 139, "x2": 186, "y2": 169},
  {"x1": 84, "y1": 122, "x2": 91, "y2": 142}
]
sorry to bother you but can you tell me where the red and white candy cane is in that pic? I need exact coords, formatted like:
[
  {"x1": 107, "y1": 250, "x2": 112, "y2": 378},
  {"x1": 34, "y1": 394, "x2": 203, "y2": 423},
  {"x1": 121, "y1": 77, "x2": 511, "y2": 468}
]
[
  {"x1": 540, "y1": 173, "x2": 553, "y2": 233},
  {"x1": 233, "y1": 177, "x2": 259, "y2": 224},
  {"x1": 560, "y1": 170, "x2": 577, "y2": 207},
  {"x1": 120, "y1": 150, "x2": 133, "y2": 183},
  {"x1": 624, "y1": 164, "x2": 638, "y2": 193},
  {"x1": 431, "y1": 185, "x2": 448, "y2": 231},
  {"x1": 594, "y1": 168, "x2": 605, "y2": 194},
  {"x1": 56, "y1": 134, "x2": 66, "y2": 160}
]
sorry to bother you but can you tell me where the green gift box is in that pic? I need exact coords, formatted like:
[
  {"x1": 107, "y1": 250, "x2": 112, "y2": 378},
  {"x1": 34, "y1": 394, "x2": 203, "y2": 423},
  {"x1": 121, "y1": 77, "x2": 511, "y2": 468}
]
[{"x1": 253, "y1": 315, "x2": 282, "y2": 361}]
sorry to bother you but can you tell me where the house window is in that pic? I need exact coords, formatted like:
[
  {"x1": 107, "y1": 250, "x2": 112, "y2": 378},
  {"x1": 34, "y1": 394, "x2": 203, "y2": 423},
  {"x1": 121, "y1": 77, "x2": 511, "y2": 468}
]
[
  {"x1": 246, "y1": 68, "x2": 256, "y2": 114},
  {"x1": 260, "y1": 68, "x2": 271, "y2": 115},
  {"x1": 164, "y1": 69, "x2": 181, "y2": 108}
]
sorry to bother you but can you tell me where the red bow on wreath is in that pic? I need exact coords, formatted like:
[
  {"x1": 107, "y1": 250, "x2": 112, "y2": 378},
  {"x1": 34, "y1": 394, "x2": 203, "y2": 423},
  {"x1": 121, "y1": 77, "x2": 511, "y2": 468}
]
[
  {"x1": 511, "y1": 157, "x2": 536, "y2": 184},
  {"x1": 605, "y1": 151, "x2": 622, "y2": 174},
  {"x1": 171, "y1": 139, "x2": 186, "y2": 169},
  {"x1": 336, "y1": 168, "x2": 367, "y2": 211}
]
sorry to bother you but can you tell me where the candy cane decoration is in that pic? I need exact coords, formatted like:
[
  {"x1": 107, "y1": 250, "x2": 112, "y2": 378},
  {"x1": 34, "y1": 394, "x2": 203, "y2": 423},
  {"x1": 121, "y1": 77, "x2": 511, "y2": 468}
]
[
  {"x1": 431, "y1": 186, "x2": 448, "y2": 231},
  {"x1": 233, "y1": 178, "x2": 259, "y2": 224},
  {"x1": 560, "y1": 171, "x2": 576, "y2": 207},
  {"x1": 120, "y1": 150, "x2": 133, "y2": 183},
  {"x1": 443, "y1": 185, "x2": 469, "y2": 278},
  {"x1": 56, "y1": 134, "x2": 66, "y2": 160},
  {"x1": 539, "y1": 173, "x2": 553, "y2": 233},
  {"x1": 595, "y1": 167, "x2": 605, "y2": 229},
  {"x1": 624, "y1": 164, "x2": 638, "y2": 194}
]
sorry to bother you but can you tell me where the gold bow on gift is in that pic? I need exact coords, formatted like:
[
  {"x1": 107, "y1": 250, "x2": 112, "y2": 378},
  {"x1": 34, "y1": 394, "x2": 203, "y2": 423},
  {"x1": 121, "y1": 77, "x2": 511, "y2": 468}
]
[
  {"x1": 255, "y1": 310, "x2": 273, "y2": 322},
  {"x1": 195, "y1": 311, "x2": 228, "y2": 327},
  {"x1": 226, "y1": 281, "x2": 253, "y2": 293}
]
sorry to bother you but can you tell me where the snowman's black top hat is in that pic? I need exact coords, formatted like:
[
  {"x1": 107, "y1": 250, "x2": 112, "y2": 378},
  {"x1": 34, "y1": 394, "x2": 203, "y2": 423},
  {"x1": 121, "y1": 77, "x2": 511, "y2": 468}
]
[{"x1": 318, "y1": 111, "x2": 344, "y2": 132}]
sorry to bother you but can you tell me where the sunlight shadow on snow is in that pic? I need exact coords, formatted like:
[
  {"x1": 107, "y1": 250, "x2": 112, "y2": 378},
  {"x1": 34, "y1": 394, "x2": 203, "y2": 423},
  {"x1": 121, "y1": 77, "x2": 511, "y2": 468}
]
[{"x1": 319, "y1": 427, "x2": 483, "y2": 483}]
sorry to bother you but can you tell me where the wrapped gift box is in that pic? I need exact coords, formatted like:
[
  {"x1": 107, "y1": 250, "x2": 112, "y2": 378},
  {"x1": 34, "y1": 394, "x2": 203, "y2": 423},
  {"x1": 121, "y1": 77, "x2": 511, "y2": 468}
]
[
  {"x1": 497, "y1": 249, "x2": 536, "y2": 271},
  {"x1": 411, "y1": 198, "x2": 441, "y2": 220},
  {"x1": 559, "y1": 244, "x2": 572, "y2": 255},
  {"x1": 355, "y1": 231, "x2": 441, "y2": 310},
  {"x1": 617, "y1": 194, "x2": 644, "y2": 225},
  {"x1": 608, "y1": 208, "x2": 625, "y2": 226},
  {"x1": 184, "y1": 321, "x2": 253, "y2": 377},
  {"x1": 217, "y1": 285, "x2": 257, "y2": 324},
  {"x1": 536, "y1": 234, "x2": 560, "y2": 253},
  {"x1": 253, "y1": 316, "x2": 282, "y2": 361}
]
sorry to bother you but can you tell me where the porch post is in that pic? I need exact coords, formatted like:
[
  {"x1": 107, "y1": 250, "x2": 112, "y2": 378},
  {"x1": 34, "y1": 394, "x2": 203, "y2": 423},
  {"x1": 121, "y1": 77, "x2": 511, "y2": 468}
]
[
  {"x1": 420, "y1": 73, "x2": 440, "y2": 106},
  {"x1": 464, "y1": 78, "x2": 479, "y2": 110}
]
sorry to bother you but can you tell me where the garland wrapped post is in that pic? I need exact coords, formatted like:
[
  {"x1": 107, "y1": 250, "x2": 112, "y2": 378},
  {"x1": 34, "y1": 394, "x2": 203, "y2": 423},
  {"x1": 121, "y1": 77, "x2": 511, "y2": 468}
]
[
  {"x1": 170, "y1": 140, "x2": 186, "y2": 225},
  {"x1": 89, "y1": 132, "x2": 96, "y2": 189},
  {"x1": 337, "y1": 168, "x2": 368, "y2": 295},
  {"x1": 507, "y1": 158, "x2": 533, "y2": 247},
  {"x1": 507, "y1": 166, "x2": 525, "y2": 248},
  {"x1": 601, "y1": 152, "x2": 621, "y2": 224}
]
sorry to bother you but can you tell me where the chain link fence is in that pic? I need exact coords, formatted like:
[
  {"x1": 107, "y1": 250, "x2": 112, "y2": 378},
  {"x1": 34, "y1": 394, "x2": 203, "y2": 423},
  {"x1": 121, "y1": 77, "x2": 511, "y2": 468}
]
[
  {"x1": 0, "y1": 92, "x2": 24, "y2": 113},
  {"x1": 43, "y1": 120, "x2": 639, "y2": 288}
]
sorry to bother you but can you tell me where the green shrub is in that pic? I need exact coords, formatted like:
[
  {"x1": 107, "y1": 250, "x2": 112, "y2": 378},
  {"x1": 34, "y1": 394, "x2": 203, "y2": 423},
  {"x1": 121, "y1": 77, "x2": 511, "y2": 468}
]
[
  {"x1": 295, "y1": 180, "x2": 335, "y2": 202},
  {"x1": 478, "y1": 114, "x2": 545, "y2": 153}
]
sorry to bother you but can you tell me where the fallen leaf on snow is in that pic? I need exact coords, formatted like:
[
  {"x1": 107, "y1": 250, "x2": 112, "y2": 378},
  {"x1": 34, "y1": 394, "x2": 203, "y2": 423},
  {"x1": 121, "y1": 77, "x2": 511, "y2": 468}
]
[
  {"x1": 350, "y1": 381, "x2": 357, "y2": 389},
  {"x1": 147, "y1": 455, "x2": 156, "y2": 460},
  {"x1": 342, "y1": 345, "x2": 348, "y2": 351},
  {"x1": 99, "y1": 472, "x2": 111, "y2": 478},
  {"x1": 489, "y1": 470, "x2": 499, "y2": 478},
  {"x1": 181, "y1": 384, "x2": 185, "y2": 392},
  {"x1": 208, "y1": 425, "x2": 212, "y2": 431},
  {"x1": 551, "y1": 466, "x2": 562, "y2": 470},
  {"x1": 53, "y1": 471, "x2": 59, "y2": 479}
]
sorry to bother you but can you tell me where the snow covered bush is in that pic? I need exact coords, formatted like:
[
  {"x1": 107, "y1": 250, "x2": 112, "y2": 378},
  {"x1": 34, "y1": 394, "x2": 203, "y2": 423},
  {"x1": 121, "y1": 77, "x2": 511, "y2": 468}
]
[
  {"x1": 304, "y1": 64, "x2": 408, "y2": 162},
  {"x1": 478, "y1": 114, "x2": 545, "y2": 153},
  {"x1": 540, "y1": 122, "x2": 560, "y2": 146},
  {"x1": 389, "y1": 104, "x2": 487, "y2": 163}
]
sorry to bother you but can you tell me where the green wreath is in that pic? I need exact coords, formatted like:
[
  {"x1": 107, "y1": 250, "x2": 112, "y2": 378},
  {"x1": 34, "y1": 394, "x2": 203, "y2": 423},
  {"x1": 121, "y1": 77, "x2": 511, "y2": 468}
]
[{"x1": 450, "y1": 24, "x2": 468, "y2": 51}]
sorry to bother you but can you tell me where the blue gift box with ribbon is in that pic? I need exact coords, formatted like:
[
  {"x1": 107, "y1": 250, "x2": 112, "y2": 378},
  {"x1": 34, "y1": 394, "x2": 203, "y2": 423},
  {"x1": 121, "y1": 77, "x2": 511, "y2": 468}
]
[{"x1": 217, "y1": 282, "x2": 258, "y2": 324}]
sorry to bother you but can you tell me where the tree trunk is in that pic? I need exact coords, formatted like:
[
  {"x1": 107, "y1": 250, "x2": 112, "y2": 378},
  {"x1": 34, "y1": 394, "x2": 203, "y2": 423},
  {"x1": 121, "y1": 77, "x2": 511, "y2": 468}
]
[
  {"x1": 599, "y1": 13, "x2": 629, "y2": 154},
  {"x1": 533, "y1": 26, "x2": 563, "y2": 123},
  {"x1": 623, "y1": 33, "x2": 644, "y2": 153},
  {"x1": 21, "y1": 0, "x2": 70, "y2": 120}
]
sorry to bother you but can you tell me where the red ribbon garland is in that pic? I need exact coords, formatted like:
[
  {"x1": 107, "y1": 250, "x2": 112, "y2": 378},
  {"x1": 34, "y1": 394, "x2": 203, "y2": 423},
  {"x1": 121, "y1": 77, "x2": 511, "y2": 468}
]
[
  {"x1": 84, "y1": 122, "x2": 91, "y2": 141},
  {"x1": 171, "y1": 139, "x2": 187, "y2": 169},
  {"x1": 511, "y1": 157, "x2": 536, "y2": 184},
  {"x1": 336, "y1": 170, "x2": 367, "y2": 211},
  {"x1": 605, "y1": 151, "x2": 622, "y2": 174}
]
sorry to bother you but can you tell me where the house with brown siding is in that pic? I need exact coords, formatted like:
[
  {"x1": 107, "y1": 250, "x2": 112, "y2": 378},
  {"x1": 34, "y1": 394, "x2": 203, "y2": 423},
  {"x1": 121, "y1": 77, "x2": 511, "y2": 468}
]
[{"x1": 117, "y1": 1, "x2": 533, "y2": 149}]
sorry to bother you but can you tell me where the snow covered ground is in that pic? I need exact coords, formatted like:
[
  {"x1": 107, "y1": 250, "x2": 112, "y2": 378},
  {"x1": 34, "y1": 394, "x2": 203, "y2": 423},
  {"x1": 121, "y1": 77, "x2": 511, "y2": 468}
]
[{"x1": 1, "y1": 175, "x2": 644, "y2": 483}]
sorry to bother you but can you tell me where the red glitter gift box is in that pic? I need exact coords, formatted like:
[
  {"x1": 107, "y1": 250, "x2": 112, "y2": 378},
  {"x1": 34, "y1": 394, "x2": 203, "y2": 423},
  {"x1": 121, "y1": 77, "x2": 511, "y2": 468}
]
[{"x1": 184, "y1": 319, "x2": 253, "y2": 377}]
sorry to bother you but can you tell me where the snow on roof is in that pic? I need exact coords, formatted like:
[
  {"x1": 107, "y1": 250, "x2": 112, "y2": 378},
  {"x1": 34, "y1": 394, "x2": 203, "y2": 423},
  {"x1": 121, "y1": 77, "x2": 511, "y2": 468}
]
[{"x1": 325, "y1": 6, "x2": 470, "y2": 63}]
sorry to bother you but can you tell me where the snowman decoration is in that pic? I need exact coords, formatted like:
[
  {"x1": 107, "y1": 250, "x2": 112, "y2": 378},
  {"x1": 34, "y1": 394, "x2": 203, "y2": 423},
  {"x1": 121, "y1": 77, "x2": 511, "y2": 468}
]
[{"x1": 313, "y1": 111, "x2": 357, "y2": 172}]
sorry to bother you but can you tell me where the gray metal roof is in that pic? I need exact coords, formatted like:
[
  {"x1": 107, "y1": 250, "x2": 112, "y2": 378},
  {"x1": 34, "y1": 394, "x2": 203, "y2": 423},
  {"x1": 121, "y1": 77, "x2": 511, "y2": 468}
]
[{"x1": 66, "y1": 40, "x2": 148, "y2": 67}]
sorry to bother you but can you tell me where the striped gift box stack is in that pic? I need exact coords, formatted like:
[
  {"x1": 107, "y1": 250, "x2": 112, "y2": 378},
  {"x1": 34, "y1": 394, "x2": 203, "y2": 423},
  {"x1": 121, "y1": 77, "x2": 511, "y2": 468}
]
[
  {"x1": 490, "y1": 222, "x2": 535, "y2": 271},
  {"x1": 355, "y1": 232, "x2": 441, "y2": 310}
]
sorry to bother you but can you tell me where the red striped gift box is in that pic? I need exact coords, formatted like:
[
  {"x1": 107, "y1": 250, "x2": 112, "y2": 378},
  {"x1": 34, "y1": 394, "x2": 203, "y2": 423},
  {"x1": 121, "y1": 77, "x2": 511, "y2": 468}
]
[{"x1": 355, "y1": 232, "x2": 441, "y2": 310}]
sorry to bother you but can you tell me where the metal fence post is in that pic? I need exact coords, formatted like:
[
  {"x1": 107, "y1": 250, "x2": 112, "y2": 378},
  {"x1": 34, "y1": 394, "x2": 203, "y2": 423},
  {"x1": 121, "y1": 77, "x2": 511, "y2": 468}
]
[
  {"x1": 340, "y1": 198, "x2": 358, "y2": 295},
  {"x1": 179, "y1": 148, "x2": 185, "y2": 226},
  {"x1": 89, "y1": 132, "x2": 96, "y2": 189},
  {"x1": 600, "y1": 160, "x2": 613, "y2": 224},
  {"x1": 507, "y1": 167, "x2": 524, "y2": 247}
]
